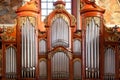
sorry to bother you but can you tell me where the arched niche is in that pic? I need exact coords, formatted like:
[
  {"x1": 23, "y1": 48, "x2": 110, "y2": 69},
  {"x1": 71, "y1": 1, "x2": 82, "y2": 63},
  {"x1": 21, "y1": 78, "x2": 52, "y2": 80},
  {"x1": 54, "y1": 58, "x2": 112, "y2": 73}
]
[
  {"x1": 104, "y1": 47, "x2": 115, "y2": 79},
  {"x1": 39, "y1": 39, "x2": 47, "y2": 55},
  {"x1": 39, "y1": 59, "x2": 47, "y2": 79},
  {"x1": 51, "y1": 17, "x2": 69, "y2": 48},
  {"x1": 73, "y1": 39, "x2": 81, "y2": 55},
  {"x1": 73, "y1": 59, "x2": 81, "y2": 80},
  {"x1": 51, "y1": 51, "x2": 69, "y2": 79},
  {"x1": 5, "y1": 46, "x2": 17, "y2": 79}
]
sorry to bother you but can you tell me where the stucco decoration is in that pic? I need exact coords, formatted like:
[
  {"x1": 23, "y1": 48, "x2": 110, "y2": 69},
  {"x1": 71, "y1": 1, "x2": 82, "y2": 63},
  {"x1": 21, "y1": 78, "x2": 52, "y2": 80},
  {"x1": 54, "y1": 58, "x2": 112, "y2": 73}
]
[{"x1": 96, "y1": 0, "x2": 120, "y2": 26}]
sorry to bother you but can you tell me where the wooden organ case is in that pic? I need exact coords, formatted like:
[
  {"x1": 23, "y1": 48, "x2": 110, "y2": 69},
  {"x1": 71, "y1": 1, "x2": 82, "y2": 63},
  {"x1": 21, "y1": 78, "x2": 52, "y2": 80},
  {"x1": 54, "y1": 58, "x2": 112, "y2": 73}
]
[{"x1": 1, "y1": 0, "x2": 120, "y2": 80}]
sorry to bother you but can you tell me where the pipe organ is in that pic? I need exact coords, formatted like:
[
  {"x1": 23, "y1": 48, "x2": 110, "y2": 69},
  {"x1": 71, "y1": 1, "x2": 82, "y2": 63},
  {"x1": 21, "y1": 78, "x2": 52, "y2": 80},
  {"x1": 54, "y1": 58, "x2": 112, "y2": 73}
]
[{"x1": 1, "y1": 0, "x2": 120, "y2": 80}]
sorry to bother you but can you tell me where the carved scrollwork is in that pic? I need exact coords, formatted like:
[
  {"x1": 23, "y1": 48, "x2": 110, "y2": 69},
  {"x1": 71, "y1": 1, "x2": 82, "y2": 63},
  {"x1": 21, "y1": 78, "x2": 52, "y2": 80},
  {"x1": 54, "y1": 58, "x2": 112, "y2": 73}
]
[
  {"x1": 105, "y1": 35, "x2": 119, "y2": 42},
  {"x1": 19, "y1": 17, "x2": 36, "y2": 28},
  {"x1": 48, "y1": 47, "x2": 72, "y2": 60},
  {"x1": 1, "y1": 27, "x2": 16, "y2": 41}
]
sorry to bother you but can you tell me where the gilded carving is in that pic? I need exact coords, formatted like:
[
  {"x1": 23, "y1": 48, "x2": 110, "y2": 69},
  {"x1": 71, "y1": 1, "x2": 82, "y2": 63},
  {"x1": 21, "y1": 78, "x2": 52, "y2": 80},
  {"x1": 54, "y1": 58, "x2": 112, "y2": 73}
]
[
  {"x1": 55, "y1": 4, "x2": 66, "y2": 10},
  {"x1": 73, "y1": 58, "x2": 81, "y2": 62},
  {"x1": 105, "y1": 26, "x2": 120, "y2": 42},
  {"x1": 1, "y1": 27, "x2": 16, "y2": 41},
  {"x1": 86, "y1": 17, "x2": 101, "y2": 27},
  {"x1": 39, "y1": 58, "x2": 47, "y2": 62},
  {"x1": 48, "y1": 47, "x2": 72, "y2": 60},
  {"x1": 19, "y1": 17, "x2": 36, "y2": 28},
  {"x1": 105, "y1": 35, "x2": 119, "y2": 42},
  {"x1": 52, "y1": 14, "x2": 70, "y2": 26}
]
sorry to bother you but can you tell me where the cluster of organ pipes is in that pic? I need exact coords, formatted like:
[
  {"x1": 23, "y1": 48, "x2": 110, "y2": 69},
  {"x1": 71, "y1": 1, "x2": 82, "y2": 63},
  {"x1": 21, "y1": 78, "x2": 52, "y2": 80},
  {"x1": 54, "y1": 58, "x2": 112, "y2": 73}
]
[
  {"x1": 39, "y1": 40, "x2": 47, "y2": 54},
  {"x1": 52, "y1": 52, "x2": 69, "y2": 79},
  {"x1": 104, "y1": 48, "x2": 115, "y2": 80},
  {"x1": 51, "y1": 18, "x2": 69, "y2": 48},
  {"x1": 21, "y1": 18, "x2": 37, "y2": 78},
  {"x1": 73, "y1": 39, "x2": 81, "y2": 55},
  {"x1": 85, "y1": 18, "x2": 100, "y2": 79},
  {"x1": 6, "y1": 47, "x2": 17, "y2": 79}
]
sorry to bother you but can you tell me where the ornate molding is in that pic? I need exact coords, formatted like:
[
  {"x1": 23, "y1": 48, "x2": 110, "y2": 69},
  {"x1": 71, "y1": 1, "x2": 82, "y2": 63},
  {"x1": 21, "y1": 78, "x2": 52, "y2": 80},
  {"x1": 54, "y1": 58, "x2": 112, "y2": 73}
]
[
  {"x1": 51, "y1": 14, "x2": 70, "y2": 26},
  {"x1": 48, "y1": 47, "x2": 72, "y2": 60},
  {"x1": 39, "y1": 58, "x2": 47, "y2": 62},
  {"x1": 19, "y1": 16, "x2": 36, "y2": 28}
]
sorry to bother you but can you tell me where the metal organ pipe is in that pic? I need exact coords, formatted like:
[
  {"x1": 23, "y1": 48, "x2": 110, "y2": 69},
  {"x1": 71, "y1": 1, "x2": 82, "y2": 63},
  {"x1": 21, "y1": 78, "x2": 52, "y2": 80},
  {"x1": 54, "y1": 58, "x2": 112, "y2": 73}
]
[
  {"x1": 97, "y1": 26, "x2": 99, "y2": 78},
  {"x1": 86, "y1": 25, "x2": 88, "y2": 78}
]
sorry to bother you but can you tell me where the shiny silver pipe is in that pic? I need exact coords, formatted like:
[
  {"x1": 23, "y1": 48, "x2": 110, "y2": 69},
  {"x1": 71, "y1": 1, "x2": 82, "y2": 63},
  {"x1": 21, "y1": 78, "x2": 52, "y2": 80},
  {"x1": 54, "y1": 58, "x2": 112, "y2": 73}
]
[
  {"x1": 24, "y1": 22, "x2": 27, "y2": 78},
  {"x1": 91, "y1": 19, "x2": 94, "y2": 69},
  {"x1": 24, "y1": 24, "x2": 27, "y2": 69},
  {"x1": 21, "y1": 26, "x2": 24, "y2": 77},
  {"x1": 56, "y1": 53, "x2": 58, "y2": 79},
  {"x1": 27, "y1": 20, "x2": 30, "y2": 69},
  {"x1": 86, "y1": 25, "x2": 88, "y2": 78},
  {"x1": 12, "y1": 48, "x2": 14, "y2": 78},
  {"x1": 6, "y1": 49, "x2": 8, "y2": 76},
  {"x1": 91, "y1": 19, "x2": 95, "y2": 78},
  {"x1": 14, "y1": 51, "x2": 17, "y2": 78},
  {"x1": 87, "y1": 25, "x2": 91, "y2": 78},
  {"x1": 8, "y1": 49, "x2": 10, "y2": 78},
  {"x1": 94, "y1": 25, "x2": 97, "y2": 78},
  {"x1": 97, "y1": 27, "x2": 99, "y2": 78},
  {"x1": 30, "y1": 26, "x2": 33, "y2": 67},
  {"x1": 32, "y1": 27, "x2": 34, "y2": 78},
  {"x1": 76, "y1": 0, "x2": 80, "y2": 30},
  {"x1": 86, "y1": 26, "x2": 88, "y2": 66},
  {"x1": 29, "y1": 26, "x2": 32, "y2": 78}
]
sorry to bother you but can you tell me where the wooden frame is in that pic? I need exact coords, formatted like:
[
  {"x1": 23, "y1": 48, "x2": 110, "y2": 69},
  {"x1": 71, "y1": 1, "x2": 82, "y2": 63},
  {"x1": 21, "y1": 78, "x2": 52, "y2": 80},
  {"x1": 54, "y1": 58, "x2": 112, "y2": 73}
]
[{"x1": 0, "y1": 0, "x2": 120, "y2": 80}]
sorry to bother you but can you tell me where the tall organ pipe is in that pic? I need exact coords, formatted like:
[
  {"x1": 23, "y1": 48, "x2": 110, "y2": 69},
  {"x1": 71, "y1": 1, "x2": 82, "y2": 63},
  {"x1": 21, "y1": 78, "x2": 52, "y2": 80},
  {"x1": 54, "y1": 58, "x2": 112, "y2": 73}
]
[{"x1": 97, "y1": 26, "x2": 99, "y2": 78}]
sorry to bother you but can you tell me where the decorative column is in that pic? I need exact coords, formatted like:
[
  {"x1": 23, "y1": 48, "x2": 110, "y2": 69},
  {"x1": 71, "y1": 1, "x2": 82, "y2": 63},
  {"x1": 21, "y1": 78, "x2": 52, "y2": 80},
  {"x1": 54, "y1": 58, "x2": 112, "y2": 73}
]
[
  {"x1": 47, "y1": 57, "x2": 51, "y2": 80},
  {"x1": 81, "y1": 0, "x2": 105, "y2": 80}
]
